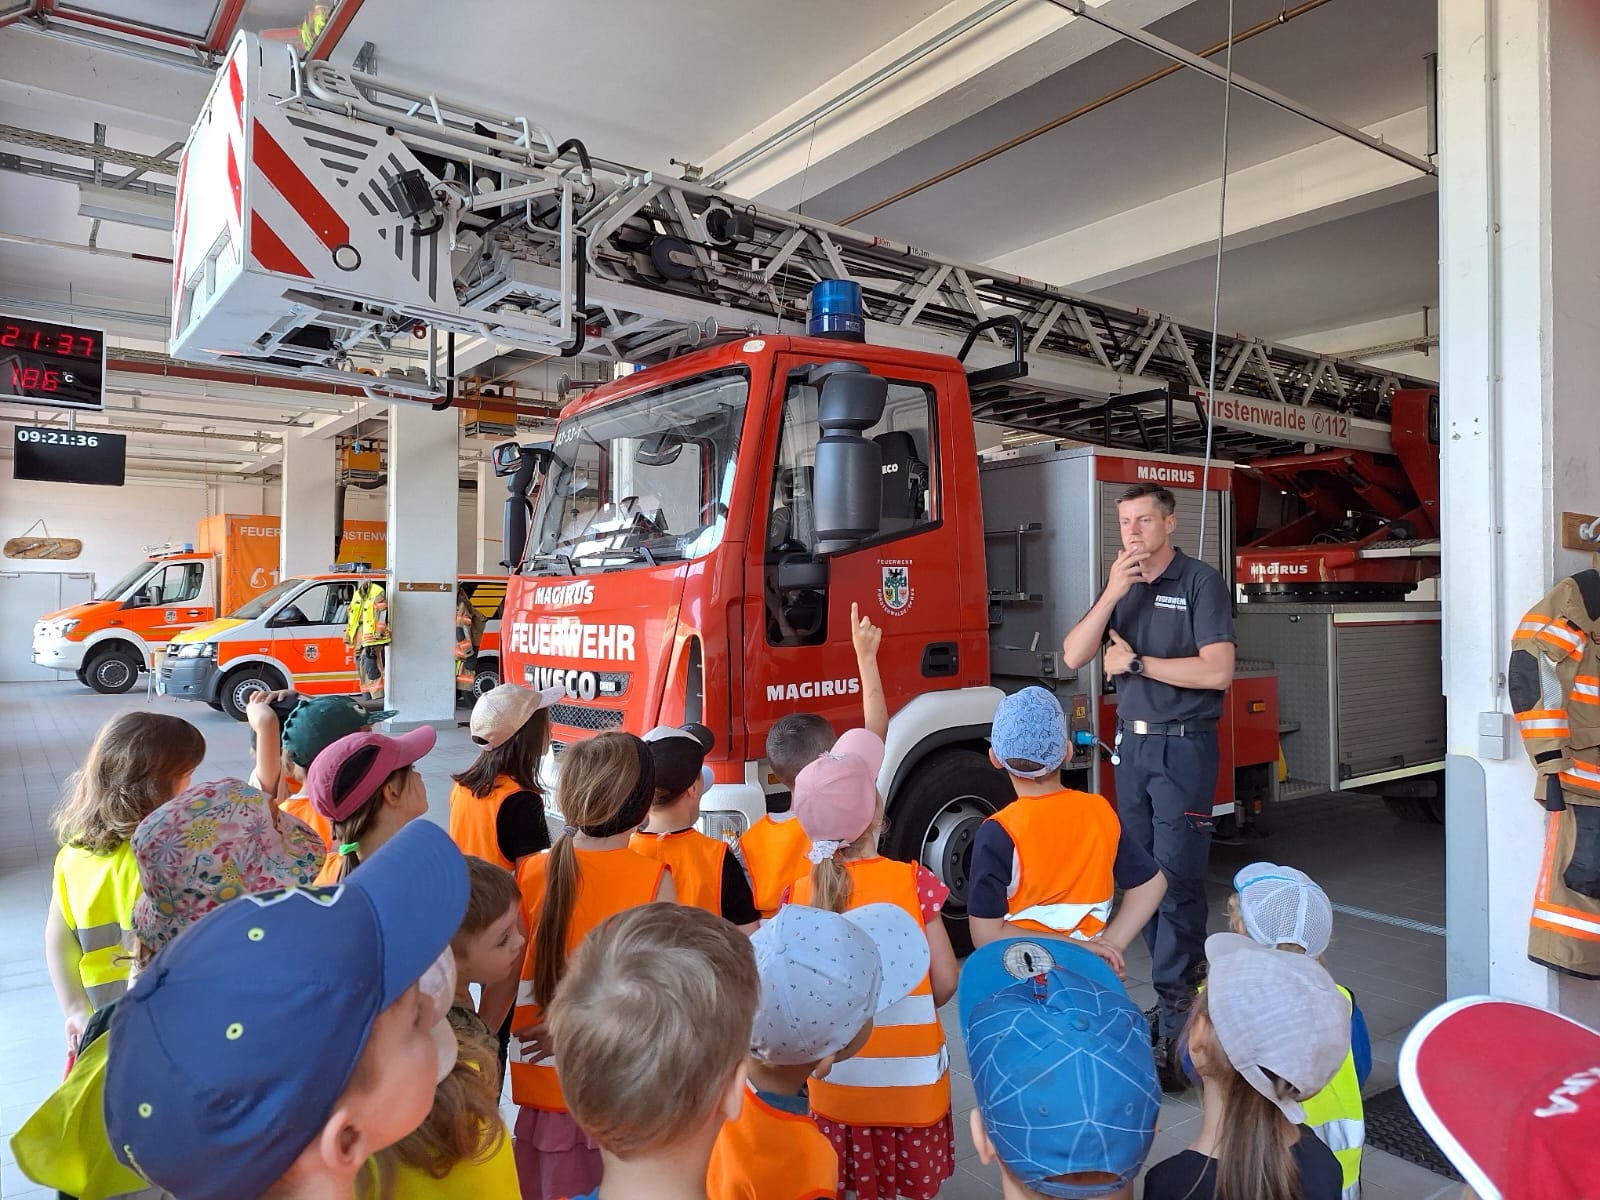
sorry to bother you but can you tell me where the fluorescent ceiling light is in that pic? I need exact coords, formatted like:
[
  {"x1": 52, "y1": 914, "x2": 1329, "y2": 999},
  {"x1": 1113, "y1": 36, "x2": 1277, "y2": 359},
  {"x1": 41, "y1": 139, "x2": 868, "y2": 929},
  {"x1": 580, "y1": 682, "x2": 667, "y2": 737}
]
[{"x1": 77, "y1": 184, "x2": 175, "y2": 232}]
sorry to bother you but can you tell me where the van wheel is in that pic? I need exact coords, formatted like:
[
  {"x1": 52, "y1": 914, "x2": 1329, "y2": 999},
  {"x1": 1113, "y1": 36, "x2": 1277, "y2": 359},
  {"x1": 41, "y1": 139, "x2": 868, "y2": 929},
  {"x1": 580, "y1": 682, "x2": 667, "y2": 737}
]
[
  {"x1": 85, "y1": 646, "x2": 141, "y2": 694},
  {"x1": 221, "y1": 665, "x2": 285, "y2": 722},
  {"x1": 884, "y1": 748, "x2": 1014, "y2": 957},
  {"x1": 74, "y1": 665, "x2": 89, "y2": 686},
  {"x1": 471, "y1": 662, "x2": 500, "y2": 698}
]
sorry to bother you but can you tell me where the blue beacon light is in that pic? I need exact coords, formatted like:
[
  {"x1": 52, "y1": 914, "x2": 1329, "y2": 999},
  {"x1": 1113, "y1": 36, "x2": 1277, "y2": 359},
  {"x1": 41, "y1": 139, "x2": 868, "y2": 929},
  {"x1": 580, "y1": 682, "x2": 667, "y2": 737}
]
[{"x1": 808, "y1": 280, "x2": 866, "y2": 342}]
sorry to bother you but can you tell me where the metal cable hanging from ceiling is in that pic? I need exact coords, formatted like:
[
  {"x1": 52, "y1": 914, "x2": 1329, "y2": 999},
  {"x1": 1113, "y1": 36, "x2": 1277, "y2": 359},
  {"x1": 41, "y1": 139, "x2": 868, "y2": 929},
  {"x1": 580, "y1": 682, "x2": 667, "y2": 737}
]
[
  {"x1": 839, "y1": 0, "x2": 1335, "y2": 227},
  {"x1": 1196, "y1": 0, "x2": 1238, "y2": 561}
]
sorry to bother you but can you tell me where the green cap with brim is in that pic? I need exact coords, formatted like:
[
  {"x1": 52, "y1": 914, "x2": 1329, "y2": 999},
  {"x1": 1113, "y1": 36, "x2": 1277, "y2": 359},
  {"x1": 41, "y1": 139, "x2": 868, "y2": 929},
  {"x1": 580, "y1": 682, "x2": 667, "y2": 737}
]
[{"x1": 281, "y1": 696, "x2": 397, "y2": 766}]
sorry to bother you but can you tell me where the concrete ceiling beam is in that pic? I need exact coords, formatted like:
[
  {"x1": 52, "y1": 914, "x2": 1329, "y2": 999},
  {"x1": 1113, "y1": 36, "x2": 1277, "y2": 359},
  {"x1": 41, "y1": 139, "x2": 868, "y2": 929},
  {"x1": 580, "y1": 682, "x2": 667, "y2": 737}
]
[
  {"x1": 992, "y1": 107, "x2": 1434, "y2": 292},
  {"x1": 698, "y1": 0, "x2": 1197, "y2": 207}
]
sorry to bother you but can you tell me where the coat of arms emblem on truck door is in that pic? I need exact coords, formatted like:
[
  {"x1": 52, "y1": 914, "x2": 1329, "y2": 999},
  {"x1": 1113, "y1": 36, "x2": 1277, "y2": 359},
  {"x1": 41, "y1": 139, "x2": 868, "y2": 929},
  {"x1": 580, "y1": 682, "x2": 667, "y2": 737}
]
[{"x1": 879, "y1": 563, "x2": 914, "y2": 615}]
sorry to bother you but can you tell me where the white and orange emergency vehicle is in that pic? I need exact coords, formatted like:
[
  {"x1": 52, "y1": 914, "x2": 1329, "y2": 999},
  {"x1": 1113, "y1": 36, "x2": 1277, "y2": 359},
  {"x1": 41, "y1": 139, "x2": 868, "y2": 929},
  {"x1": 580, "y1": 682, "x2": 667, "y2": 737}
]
[
  {"x1": 159, "y1": 571, "x2": 506, "y2": 719},
  {"x1": 31, "y1": 514, "x2": 385, "y2": 694}
]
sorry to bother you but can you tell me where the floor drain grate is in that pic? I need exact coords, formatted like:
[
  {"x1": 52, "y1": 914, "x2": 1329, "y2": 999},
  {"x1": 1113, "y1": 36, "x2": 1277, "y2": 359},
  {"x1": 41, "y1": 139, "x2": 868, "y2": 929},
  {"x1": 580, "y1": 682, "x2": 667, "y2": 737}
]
[{"x1": 1362, "y1": 1085, "x2": 1462, "y2": 1182}]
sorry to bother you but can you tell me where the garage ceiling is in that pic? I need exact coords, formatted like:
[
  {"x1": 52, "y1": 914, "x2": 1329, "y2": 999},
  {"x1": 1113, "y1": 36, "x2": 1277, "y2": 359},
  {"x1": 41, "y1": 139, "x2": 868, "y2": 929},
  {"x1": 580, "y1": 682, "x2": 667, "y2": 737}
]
[{"x1": 0, "y1": 0, "x2": 1439, "y2": 480}]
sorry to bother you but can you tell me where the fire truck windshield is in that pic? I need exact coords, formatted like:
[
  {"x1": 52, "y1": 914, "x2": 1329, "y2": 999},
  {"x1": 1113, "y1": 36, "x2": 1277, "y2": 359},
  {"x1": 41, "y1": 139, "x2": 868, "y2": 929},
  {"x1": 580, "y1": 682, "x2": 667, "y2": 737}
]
[{"x1": 525, "y1": 366, "x2": 748, "y2": 572}]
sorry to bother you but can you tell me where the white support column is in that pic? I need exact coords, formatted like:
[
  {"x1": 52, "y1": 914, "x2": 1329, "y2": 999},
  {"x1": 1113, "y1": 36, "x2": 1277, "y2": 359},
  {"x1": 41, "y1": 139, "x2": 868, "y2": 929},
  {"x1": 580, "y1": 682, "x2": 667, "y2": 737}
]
[
  {"x1": 384, "y1": 404, "x2": 460, "y2": 725},
  {"x1": 279, "y1": 431, "x2": 337, "y2": 580},
  {"x1": 1439, "y1": 0, "x2": 1600, "y2": 1017},
  {"x1": 476, "y1": 460, "x2": 504, "y2": 574}
]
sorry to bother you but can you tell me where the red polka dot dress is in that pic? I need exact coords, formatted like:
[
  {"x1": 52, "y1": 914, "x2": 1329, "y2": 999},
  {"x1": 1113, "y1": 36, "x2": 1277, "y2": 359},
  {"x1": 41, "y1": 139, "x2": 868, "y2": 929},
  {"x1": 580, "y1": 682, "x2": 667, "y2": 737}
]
[{"x1": 809, "y1": 863, "x2": 954, "y2": 1200}]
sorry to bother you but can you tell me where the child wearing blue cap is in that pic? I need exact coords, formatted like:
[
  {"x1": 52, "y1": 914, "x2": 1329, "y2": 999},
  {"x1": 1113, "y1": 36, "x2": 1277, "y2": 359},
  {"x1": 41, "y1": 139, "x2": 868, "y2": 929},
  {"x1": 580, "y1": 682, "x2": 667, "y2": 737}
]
[
  {"x1": 100, "y1": 821, "x2": 470, "y2": 1200},
  {"x1": 959, "y1": 936, "x2": 1163, "y2": 1198},
  {"x1": 970, "y1": 686, "x2": 1167, "y2": 976}
]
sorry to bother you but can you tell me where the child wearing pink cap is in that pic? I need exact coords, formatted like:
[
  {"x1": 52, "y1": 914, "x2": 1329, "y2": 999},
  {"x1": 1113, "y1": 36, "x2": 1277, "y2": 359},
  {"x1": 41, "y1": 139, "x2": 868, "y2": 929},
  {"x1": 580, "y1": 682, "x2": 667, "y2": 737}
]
[
  {"x1": 787, "y1": 728, "x2": 960, "y2": 1200},
  {"x1": 307, "y1": 726, "x2": 437, "y2": 884}
]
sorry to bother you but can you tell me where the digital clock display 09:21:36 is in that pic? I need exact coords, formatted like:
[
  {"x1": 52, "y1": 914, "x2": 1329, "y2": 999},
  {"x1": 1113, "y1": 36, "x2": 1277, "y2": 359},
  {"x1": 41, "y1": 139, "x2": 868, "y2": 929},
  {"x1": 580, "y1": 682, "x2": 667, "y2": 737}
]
[{"x1": 0, "y1": 315, "x2": 106, "y2": 411}]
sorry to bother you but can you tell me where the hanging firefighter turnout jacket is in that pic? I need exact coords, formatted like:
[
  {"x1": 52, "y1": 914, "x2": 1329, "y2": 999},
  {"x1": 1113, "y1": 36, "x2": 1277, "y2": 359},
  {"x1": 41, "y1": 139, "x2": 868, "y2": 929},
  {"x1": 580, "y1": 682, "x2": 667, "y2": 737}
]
[{"x1": 1509, "y1": 567, "x2": 1600, "y2": 977}]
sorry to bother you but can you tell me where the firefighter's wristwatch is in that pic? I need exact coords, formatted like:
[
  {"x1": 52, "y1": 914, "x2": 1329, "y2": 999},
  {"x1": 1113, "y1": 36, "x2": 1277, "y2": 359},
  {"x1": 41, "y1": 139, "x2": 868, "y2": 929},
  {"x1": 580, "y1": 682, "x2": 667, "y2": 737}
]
[{"x1": 1128, "y1": 656, "x2": 1145, "y2": 676}]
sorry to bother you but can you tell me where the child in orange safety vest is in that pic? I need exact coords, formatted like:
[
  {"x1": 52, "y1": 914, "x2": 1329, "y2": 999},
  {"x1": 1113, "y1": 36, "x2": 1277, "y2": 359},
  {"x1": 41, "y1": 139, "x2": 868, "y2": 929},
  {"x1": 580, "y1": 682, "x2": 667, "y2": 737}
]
[
  {"x1": 967, "y1": 686, "x2": 1168, "y2": 981},
  {"x1": 510, "y1": 732, "x2": 676, "y2": 1200},
  {"x1": 448, "y1": 684, "x2": 561, "y2": 872},
  {"x1": 632, "y1": 723, "x2": 759, "y2": 932},
  {"x1": 707, "y1": 901, "x2": 930, "y2": 1200},
  {"x1": 789, "y1": 728, "x2": 961, "y2": 1200}
]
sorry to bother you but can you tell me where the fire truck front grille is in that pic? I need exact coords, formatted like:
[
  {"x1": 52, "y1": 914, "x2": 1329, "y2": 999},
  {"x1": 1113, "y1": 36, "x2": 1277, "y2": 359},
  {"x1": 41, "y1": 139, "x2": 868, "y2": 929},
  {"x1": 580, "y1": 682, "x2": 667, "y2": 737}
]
[{"x1": 549, "y1": 704, "x2": 625, "y2": 732}]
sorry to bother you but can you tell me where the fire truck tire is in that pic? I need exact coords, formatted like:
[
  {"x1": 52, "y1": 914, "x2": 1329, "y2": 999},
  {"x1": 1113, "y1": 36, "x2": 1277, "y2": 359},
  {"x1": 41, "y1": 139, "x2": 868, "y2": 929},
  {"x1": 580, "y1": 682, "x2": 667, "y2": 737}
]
[
  {"x1": 85, "y1": 646, "x2": 141, "y2": 694},
  {"x1": 470, "y1": 662, "x2": 500, "y2": 698},
  {"x1": 885, "y1": 747, "x2": 1013, "y2": 957},
  {"x1": 220, "y1": 665, "x2": 286, "y2": 722}
]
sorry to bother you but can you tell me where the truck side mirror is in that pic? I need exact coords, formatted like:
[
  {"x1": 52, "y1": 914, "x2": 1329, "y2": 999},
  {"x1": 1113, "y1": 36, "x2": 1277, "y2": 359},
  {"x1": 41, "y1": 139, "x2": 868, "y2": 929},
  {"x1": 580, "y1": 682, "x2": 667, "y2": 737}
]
[
  {"x1": 498, "y1": 443, "x2": 552, "y2": 570},
  {"x1": 811, "y1": 364, "x2": 887, "y2": 553}
]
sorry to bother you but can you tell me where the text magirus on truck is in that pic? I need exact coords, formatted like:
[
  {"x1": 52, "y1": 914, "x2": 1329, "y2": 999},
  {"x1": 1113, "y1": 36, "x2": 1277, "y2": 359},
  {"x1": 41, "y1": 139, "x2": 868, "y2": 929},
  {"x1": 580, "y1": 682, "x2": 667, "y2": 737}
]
[{"x1": 166, "y1": 32, "x2": 1437, "y2": 945}]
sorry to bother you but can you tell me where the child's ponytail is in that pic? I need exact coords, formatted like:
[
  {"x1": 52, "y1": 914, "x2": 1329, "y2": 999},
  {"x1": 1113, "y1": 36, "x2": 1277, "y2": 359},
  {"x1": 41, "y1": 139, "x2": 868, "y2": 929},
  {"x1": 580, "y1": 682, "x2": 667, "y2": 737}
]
[
  {"x1": 810, "y1": 850, "x2": 854, "y2": 913},
  {"x1": 530, "y1": 732, "x2": 654, "y2": 1004}
]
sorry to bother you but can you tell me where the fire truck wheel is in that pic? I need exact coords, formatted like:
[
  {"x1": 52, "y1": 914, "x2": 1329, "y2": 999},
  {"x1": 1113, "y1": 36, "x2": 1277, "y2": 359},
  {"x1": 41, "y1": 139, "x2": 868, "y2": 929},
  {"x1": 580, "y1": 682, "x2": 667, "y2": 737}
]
[
  {"x1": 1383, "y1": 795, "x2": 1446, "y2": 824},
  {"x1": 84, "y1": 646, "x2": 141, "y2": 694},
  {"x1": 885, "y1": 748, "x2": 1013, "y2": 957},
  {"x1": 471, "y1": 663, "x2": 500, "y2": 698},
  {"x1": 220, "y1": 665, "x2": 286, "y2": 722}
]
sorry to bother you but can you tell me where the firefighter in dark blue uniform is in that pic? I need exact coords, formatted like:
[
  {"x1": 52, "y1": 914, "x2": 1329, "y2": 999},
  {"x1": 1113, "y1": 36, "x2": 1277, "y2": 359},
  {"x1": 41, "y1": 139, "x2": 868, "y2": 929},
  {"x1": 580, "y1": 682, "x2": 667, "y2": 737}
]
[{"x1": 1063, "y1": 482, "x2": 1236, "y2": 1091}]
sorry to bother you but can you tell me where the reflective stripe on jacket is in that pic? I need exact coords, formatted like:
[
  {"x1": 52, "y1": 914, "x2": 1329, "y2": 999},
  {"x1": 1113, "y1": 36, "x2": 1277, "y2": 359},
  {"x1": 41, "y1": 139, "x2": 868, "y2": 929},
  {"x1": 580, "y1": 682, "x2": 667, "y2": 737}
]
[
  {"x1": 509, "y1": 846, "x2": 666, "y2": 1110},
  {"x1": 1301, "y1": 984, "x2": 1365, "y2": 1198},
  {"x1": 791, "y1": 856, "x2": 950, "y2": 1127},
  {"x1": 54, "y1": 843, "x2": 140, "y2": 1009}
]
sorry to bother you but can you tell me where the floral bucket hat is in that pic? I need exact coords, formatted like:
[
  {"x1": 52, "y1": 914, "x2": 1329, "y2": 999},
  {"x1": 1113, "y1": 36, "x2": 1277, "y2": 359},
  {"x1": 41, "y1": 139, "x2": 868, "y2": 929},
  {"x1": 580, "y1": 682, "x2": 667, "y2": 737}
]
[{"x1": 131, "y1": 778, "x2": 324, "y2": 951}]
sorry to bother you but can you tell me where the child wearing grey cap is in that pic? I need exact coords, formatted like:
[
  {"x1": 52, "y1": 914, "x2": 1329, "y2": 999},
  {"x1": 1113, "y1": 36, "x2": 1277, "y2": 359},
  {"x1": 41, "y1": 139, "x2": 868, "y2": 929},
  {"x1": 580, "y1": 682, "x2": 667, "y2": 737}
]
[
  {"x1": 969, "y1": 686, "x2": 1167, "y2": 978},
  {"x1": 1143, "y1": 933, "x2": 1347, "y2": 1200},
  {"x1": 706, "y1": 902, "x2": 928, "y2": 1200}
]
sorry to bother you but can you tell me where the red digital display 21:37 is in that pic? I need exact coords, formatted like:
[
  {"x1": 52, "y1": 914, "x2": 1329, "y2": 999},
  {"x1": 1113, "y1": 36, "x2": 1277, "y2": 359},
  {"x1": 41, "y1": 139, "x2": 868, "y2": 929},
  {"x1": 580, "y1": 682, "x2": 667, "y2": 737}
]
[{"x1": 0, "y1": 316, "x2": 106, "y2": 411}]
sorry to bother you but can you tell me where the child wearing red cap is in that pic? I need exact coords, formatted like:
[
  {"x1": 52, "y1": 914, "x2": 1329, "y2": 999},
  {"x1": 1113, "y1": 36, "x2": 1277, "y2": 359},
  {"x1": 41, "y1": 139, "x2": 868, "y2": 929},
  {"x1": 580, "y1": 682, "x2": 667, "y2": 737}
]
[
  {"x1": 787, "y1": 728, "x2": 960, "y2": 1200},
  {"x1": 306, "y1": 726, "x2": 437, "y2": 884}
]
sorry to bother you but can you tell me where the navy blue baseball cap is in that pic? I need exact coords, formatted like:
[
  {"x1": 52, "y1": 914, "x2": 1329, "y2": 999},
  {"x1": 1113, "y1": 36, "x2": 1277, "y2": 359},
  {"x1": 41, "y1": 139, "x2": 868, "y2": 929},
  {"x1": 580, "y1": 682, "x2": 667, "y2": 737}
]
[
  {"x1": 104, "y1": 820, "x2": 469, "y2": 1200},
  {"x1": 959, "y1": 938, "x2": 1160, "y2": 1198},
  {"x1": 990, "y1": 686, "x2": 1067, "y2": 778}
]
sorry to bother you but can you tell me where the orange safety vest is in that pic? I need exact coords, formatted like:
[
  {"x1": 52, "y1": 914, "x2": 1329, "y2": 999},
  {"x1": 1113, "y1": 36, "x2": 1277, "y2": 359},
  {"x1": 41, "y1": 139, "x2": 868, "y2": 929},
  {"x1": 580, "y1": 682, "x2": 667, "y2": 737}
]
[
  {"x1": 791, "y1": 857, "x2": 950, "y2": 1127},
  {"x1": 988, "y1": 790, "x2": 1119, "y2": 940},
  {"x1": 739, "y1": 815, "x2": 810, "y2": 919},
  {"x1": 510, "y1": 847, "x2": 667, "y2": 1109},
  {"x1": 314, "y1": 852, "x2": 343, "y2": 886},
  {"x1": 706, "y1": 1084, "x2": 839, "y2": 1200},
  {"x1": 630, "y1": 827, "x2": 729, "y2": 917},
  {"x1": 281, "y1": 794, "x2": 333, "y2": 851},
  {"x1": 448, "y1": 776, "x2": 524, "y2": 871}
]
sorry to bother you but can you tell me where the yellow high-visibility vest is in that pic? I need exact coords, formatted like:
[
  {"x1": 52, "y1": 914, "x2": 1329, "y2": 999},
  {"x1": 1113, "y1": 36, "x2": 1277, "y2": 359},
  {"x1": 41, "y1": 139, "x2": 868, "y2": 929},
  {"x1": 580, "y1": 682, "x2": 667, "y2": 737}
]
[
  {"x1": 54, "y1": 842, "x2": 140, "y2": 1010},
  {"x1": 1301, "y1": 984, "x2": 1365, "y2": 1199}
]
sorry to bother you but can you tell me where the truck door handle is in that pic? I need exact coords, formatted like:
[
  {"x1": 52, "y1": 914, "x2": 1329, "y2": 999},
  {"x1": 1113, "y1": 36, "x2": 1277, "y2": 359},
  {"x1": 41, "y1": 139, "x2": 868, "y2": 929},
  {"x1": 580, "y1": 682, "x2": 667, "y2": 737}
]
[
  {"x1": 184, "y1": 609, "x2": 202, "y2": 617},
  {"x1": 921, "y1": 642, "x2": 959, "y2": 678}
]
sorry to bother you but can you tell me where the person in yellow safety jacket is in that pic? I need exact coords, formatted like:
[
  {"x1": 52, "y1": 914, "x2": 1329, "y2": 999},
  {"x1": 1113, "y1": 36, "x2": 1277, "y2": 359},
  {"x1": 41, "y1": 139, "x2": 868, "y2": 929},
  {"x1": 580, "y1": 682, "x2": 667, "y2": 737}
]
[
  {"x1": 345, "y1": 577, "x2": 390, "y2": 702},
  {"x1": 1229, "y1": 864, "x2": 1368, "y2": 1199},
  {"x1": 1510, "y1": 567, "x2": 1600, "y2": 978}
]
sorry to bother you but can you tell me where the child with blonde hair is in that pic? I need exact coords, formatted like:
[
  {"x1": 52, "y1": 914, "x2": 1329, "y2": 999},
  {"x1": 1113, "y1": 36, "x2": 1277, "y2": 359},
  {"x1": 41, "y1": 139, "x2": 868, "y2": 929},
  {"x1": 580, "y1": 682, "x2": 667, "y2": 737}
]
[
  {"x1": 789, "y1": 728, "x2": 960, "y2": 1200},
  {"x1": 1143, "y1": 933, "x2": 1347, "y2": 1200},
  {"x1": 510, "y1": 731, "x2": 675, "y2": 1200},
  {"x1": 307, "y1": 727, "x2": 436, "y2": 884},
  {"x1": 548, "y1": 903, "x2": 760, "y2": 1200},
  {"x1": 45, "y1": 711, "x2": 206, "y2": 1055}
]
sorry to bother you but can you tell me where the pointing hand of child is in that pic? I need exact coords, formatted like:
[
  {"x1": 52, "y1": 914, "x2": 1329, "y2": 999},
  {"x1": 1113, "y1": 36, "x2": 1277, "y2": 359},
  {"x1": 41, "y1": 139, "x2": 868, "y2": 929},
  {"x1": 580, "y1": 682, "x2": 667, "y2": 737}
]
[{"x1": 851, "y1": 602, "x2": 882, "y2": 660}]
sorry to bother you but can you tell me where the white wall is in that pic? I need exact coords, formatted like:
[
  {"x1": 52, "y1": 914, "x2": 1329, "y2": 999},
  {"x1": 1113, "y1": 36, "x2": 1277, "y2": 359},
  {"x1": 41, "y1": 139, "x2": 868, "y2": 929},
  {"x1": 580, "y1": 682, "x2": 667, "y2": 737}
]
[{"x1": 5, "y1": 475, "x2": 211, "y2": 595}]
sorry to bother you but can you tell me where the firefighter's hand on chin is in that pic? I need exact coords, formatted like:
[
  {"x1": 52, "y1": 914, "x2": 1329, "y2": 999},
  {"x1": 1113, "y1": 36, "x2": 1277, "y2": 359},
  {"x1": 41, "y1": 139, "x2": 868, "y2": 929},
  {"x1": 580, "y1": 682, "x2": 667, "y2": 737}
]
[{"x1": 1103, "y1": 630, "x2": 1137, "y2": 677}]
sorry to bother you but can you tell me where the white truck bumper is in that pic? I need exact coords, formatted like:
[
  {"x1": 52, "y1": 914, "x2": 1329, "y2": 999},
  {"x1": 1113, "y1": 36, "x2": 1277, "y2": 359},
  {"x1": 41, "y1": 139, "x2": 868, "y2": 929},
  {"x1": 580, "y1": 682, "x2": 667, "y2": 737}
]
[{"x1": 32, "y1": 633, "x2": 85, "y2": 672}]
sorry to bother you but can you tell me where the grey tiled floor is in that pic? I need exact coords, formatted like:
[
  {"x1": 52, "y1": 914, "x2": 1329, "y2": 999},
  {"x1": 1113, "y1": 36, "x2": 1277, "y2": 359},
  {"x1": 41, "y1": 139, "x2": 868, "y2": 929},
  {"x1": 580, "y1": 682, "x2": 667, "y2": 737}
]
[{"x1": 0, "y1": 682, "x2": 1456, "y2": 1198}]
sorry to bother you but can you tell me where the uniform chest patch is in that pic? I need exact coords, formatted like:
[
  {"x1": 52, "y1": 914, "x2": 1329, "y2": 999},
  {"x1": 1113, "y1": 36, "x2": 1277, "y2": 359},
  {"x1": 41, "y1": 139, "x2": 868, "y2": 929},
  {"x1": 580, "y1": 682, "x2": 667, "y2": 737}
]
[{"x1": 1154, "y1": 594, "x2": 1188, "y2": 612}]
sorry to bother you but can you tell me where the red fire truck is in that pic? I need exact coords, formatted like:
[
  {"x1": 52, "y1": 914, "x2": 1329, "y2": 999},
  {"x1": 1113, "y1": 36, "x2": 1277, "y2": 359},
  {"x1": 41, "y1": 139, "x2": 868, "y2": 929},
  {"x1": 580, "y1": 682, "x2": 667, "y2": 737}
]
[{"x1": 166, "y1": 32, "x2": 1437, "y2": 942}]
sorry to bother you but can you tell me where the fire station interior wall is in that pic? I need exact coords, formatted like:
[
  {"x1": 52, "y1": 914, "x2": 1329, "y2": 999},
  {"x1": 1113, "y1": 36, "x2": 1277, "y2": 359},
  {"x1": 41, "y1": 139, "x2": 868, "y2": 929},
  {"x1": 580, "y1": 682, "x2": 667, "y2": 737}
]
[{"x1": 2, "y1": 474, "x2": 481, "y2": 675}]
